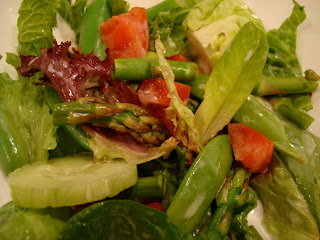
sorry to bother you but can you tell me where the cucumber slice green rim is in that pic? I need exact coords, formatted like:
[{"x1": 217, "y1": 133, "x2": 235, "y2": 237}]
[{"x1": 8, "y1": 153, "x2": 138, "y2": 208}]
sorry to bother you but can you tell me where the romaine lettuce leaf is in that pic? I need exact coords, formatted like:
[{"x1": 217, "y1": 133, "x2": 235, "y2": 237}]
[
  {"x1": 0, "y1": 202, "x2": 73, "y2": 240},
  {"x1": 0, "y1": 57, "x2": 57, "y2": 165},
  {"x1": 251, "y1": 154, "x2": 319, "y2": 240},
  {"x1": 194, "y1": 21, "x2": 268, "y2": 145},
  {"x1": 155, "y1": 37, "x2": 201, "y2": 153},
  {"x1": 18, "y1": 0, "x2": 58, "y2": 56},
  {"x1": 279, "y1": 119, "x2": 320, "y2": 229}
]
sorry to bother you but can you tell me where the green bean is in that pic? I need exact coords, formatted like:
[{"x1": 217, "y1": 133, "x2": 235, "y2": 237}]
[
  {"x1": 166, "y1": 135, "x2": 233, "y2": 233},
  {"x1": 0, "y1": 110, "x2": 30, "y2": 175},
  {"x1": 78, "y1": 0, "x2": 111, "y2": 60}
]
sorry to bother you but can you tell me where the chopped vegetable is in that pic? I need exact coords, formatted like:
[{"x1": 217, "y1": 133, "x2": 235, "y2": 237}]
[
  {"x1": 100, "y1": 7, "x2": 149, "y2": 59},
  {"x1": 137, "y1": 78, "x2": 191, "y2": 107},
  {"x1": 166, "y1": 134, "x2": 233, "y2": 233},
  {"x1": 228, "y1": 123, "x2": 273, "y2": 173}
]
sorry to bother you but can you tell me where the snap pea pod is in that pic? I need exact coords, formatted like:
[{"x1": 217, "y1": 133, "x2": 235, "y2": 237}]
[
  {"x1": 0, "y1": 109, "x2": 30, "y2": 175},
  {"x1": 44, "y1": 86, "x2": 91, "y2": 150},
  {"x1": 78, "y1": 0, "x2": 111, "y2": 60},
  {"x1": 166, "y1": 135, "x2": 233, "y2": 234},
  {"x1": 233, "y1": 95, "x2": 306, "y2": 163}
]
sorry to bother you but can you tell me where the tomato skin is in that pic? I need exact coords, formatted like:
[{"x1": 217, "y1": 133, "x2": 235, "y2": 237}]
[
  {"x1": 166, "y1": 54, "x2": 190, "y2": 62},
  {"x1": 145, "y1": 202, "x2": 163, "y2": 212},
  {"x1": 137, "y1": 78, "x2": 191, "y2": 107},
  {"x1": 228, "y1": 123, "x2": 274, "y2": 173},
  {"x1": 137, "y1": 79, "x2": 190, "y2": 136},
  {"x1": 100, "y1": 7, "x2": 149, "y2": 59}
]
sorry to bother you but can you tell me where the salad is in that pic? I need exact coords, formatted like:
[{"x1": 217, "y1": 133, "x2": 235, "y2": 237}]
[{"x1": 0, "y1": 0, "x2": 320, "y2": 239}]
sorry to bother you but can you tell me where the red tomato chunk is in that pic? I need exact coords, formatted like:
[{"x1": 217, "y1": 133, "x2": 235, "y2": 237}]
[
  {"x1": 100, "y1": 7, "x2": 149, "y2": 59},
  {"x1": 228, "y1": 123, "x2": 274, "y2": 173}
]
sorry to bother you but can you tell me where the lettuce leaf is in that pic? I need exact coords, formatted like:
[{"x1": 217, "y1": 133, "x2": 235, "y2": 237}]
[
  {"x1": 149, "y1": 7, "x2": 189, "y2": 57},
  {"x1": 279, "y1": 119, "x2": 320, "y2": 228},
  {"x1": 194, "y1": 21, "x2": 268, "y2": 145},
  {"x1": 251, "y1": 154, "x2": 319, "y2": 240},
  {"x1": 57, "y1": 0, "x2": 87, "y2": 44},
  {"x1": 18, "y1": 0, "x2": 58, "y2": 56},
  {"x1": 0, "y1": 56, "x2": 57, "y2": 164},
  {"x1": 155, "y1": 37, "x2": 201, "y2": 153},
  {"x1": 0, "y1": 202, "x2": 73, "y2": 240},
  {"x1": 184, "y1": 0, "x2": 264, "y2": 70}
]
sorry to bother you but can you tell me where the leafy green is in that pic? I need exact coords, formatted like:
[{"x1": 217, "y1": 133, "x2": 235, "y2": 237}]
[
  {"x1": 184, "y1": 0, "x2": 264, "y2": 69},
  {"x1": 57, "y1": 200, "x2": 190, "y2": 240},
  {"x1": 262, "y1": 0, "x2": 314, "y2": 126},
  {"x1": 155, "y1": 37, "x2": 201, "y2": 153},
  {"x1": 57, "y1": 0, "x2": 87, "y2": 44},
  {"x1": 0, "y1": 202, "x2": 73, "y2": 240},
  {"x1": 251, "y1": 154, "x2": 319, "y2": 240},
  {"x1": 0, "y1": 69, "x2": 56, "y2": 164},
  {"x1": 149, "y1": 7, "x2": 189, "y2": 57},
  {"x1": 194, "y1": 21, "x2": 268, "y2": 145},
  {"x1": 279, "y1": 119, "x2": 320, "y2": 228},
  {"x1": 88, "y1": 130, "x2": 178, "y2": 164},
  {"x1": 262, "y1": 0, "x2": 305, "y2": 78},
  {"x1": 18, "y1": 0, "x2": 58, "y2": 56}
]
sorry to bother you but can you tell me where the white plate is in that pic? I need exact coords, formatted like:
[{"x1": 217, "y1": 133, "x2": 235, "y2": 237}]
[{"x1": 0, "y1": 1, "x2": 319, "y2": 239}]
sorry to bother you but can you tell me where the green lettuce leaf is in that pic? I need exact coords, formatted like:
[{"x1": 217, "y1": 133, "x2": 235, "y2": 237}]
[
  {"x1": 0, "y1": 58, "x2": 57, "y2": 164},
  {"x1": 251, "y1": 154, "x2": 319, "y2": 240},
  {"x1": 18, "y1": 0, "x2": 58, "y2": 56},
  {"x1": 184, "y1": 0, "x2": 264, "y2": 71},
  {"x1": 155, "y1": 37, "x2": 201, "y2": 153},
  {"x1": 0, "y1": 202, "x2": 73, "y2": 240},
  {"x1": 57, "y1": 0, "x2": 87, "y2": 44},
  {"x1": 149, "y1": 7, "x2": 189, "y2": 57},
  {"x1": 194, "y1": 21, "x2": 268, "y2": 145},
  {"x1": 279, "y1": 119, "x2": 320, "y2": 228},
  {"x1": 87, "y1": 129, "x2": 178, "y2": 165},
  {"x1": 110, "y1": 0, "x2": 129, "y2": 15},
  {"x1": 263, "y1": 0, "x2": 305, "y2": 78}
]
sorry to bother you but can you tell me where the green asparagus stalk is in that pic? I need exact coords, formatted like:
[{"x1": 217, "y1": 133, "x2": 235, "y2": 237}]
[
  {"x1": 205, "y1": 168, "x2": 252, "y2": 239},
  {"x1": 114, "y1": 57, "x2": 199, "y2": 82},
  {"x1": 52, "y1": 98, "x2": 169, "y2": 146},
  {"x1": 290, "y1": 93, "x2": 314, "y2": 111},
  {"x1": 146, "y1": 0, "x2": 181, "y2": 22},
  {"x1": 269, "y1": 97, "x2": 314, "y2": 130},
  {"x1": 128, "y1": 175, "x2": 164, "y2": 201},
  {"x1": 252, "y1": 75, "x2": 318, "y2": 96}
]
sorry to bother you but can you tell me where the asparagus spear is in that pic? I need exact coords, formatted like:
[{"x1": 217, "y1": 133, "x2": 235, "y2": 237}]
[
  {"x1": 52, "y1": 99, "x2": 169, "y2": 146},
  {"x1": 205, "y1": 168, "x2": 262, "y2": 240},
  {"x1": 252, "y1": 74, "x2": 318, "y2": 96},
  {"x1": 269, "y1": 96, "x2": 314, "y2": 130},
  {"x1": 114, "y1": 57, "x2": 199, "y2": 82}
]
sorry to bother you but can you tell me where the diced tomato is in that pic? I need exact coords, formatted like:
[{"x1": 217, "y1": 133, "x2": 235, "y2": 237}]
[
  {"x1": 137, "y1": 78, "x2": 191, "y2": 107},
  {"x1": 137, "y1": 79, "x2": 190, "y2": 137},
  {"x1": 100, "y1": 7, "x2": 149, "y2": 59},
  {"x1": 228, "y1": 123, "x2": 274, "y2": 173},
  {"x1": 145, "y1": 202, "x2": 163, "y2": 212},
  {"x1": 166, "y1": 54, "x2": 190, "y2": 62}
]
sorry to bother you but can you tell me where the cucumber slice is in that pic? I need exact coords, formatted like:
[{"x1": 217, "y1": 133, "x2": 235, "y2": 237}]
[{"x1": 8, "y1": 153, "x2": 138, "y2": 208}]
